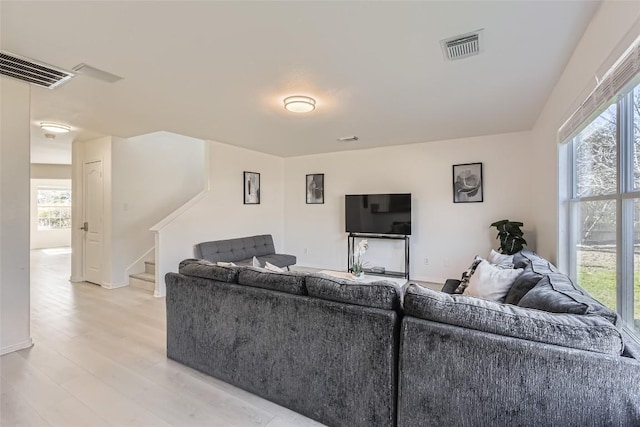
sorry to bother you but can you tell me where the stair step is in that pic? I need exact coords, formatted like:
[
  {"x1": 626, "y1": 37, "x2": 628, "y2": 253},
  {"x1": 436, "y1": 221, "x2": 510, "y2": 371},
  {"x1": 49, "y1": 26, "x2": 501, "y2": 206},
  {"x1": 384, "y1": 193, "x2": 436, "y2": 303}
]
[
  {"x1": 144, "y1": 261, "x2": 155, "y2": 274},
  {"x1": 129, "y1": 272, "x2": 155, "y2": 292}
]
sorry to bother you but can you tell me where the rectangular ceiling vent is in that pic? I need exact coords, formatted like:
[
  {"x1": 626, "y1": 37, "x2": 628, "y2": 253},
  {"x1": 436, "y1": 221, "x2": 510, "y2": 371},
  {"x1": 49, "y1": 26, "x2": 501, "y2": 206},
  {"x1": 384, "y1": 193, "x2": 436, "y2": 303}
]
[
  {"x1": 72, "y1": 63, "x2": 122, "y2": 83},
  {"x1": 441, "y1": 29, "x2": 484, "y2": 61},
  {"x1": 0, "y1": 51, "x2": 74, "y2": 89}
]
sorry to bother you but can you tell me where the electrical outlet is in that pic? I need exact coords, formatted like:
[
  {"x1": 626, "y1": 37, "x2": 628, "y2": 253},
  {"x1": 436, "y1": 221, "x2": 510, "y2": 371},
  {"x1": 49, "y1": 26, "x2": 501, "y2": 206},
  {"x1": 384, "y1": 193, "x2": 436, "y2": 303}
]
[{"x1": 424, "y1": 257, "x2": 429, "y2": 266}]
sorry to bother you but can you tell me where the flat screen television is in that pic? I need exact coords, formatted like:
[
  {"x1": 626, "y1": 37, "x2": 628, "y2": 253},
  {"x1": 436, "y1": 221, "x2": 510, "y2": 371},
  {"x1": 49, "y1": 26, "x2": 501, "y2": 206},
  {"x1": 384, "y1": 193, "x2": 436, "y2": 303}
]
[{"x1": 345, "y1": 193, "x2": 411, "y2": 235}]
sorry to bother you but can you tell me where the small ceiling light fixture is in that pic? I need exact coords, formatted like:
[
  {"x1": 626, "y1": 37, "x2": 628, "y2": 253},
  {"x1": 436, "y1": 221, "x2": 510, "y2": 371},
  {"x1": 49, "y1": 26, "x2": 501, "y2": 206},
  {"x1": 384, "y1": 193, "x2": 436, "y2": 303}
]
[
  {"x1": 40, "y1": 122, "x2": 70, "y2": 133},
  {"x1": 283, "y1": 95, "x2": 316, "y2": 113}
]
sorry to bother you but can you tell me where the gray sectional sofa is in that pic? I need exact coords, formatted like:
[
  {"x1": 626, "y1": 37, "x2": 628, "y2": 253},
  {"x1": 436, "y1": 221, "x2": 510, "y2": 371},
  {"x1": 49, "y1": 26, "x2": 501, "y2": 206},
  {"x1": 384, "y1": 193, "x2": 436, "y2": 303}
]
[
  {"x1": 166, "y1": 260, "x2": 401, "y2": 427},
  {"x1": 194, "y1": 234, "x2": 296, "y2": 268},
  {"x1": 165, "y1": 252, "x2": 640, "y2": 427}
]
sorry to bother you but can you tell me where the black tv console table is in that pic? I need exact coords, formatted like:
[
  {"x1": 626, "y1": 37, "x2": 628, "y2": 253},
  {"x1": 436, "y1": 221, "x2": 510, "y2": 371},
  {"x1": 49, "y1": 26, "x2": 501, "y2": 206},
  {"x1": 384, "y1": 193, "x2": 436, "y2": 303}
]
[{"x1": 347, "y1": 233, "x2": 410, "y2": 279}]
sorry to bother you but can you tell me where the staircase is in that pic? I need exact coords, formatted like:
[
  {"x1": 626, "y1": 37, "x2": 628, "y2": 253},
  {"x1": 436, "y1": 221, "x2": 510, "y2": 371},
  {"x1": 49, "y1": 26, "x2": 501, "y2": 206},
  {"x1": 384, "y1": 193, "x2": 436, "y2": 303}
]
[{"x1": 129, "y1": 261, "x2": 155, "y2": 293}]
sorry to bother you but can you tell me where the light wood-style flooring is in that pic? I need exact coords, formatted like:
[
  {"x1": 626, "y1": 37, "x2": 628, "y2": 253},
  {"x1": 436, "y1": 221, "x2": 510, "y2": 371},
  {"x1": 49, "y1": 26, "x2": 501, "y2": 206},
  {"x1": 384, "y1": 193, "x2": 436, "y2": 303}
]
[{"x1": 1, "y1": 249, "x2": 324, "y2": 427}]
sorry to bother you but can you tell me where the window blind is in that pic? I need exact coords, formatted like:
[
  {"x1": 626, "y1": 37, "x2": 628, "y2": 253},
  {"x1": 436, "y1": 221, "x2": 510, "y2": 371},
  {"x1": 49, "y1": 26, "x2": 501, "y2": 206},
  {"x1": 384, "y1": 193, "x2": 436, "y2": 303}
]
[{"x1": 558, "y1": 38, "x2": 640, "y2": 143}]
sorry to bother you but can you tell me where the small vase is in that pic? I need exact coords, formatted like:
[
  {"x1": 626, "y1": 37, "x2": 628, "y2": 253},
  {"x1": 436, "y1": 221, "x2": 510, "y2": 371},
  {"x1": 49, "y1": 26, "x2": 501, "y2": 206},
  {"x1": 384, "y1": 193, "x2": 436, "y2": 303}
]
[{"x1": 352, "y1": 263, "x2": 365, "y2": 279}]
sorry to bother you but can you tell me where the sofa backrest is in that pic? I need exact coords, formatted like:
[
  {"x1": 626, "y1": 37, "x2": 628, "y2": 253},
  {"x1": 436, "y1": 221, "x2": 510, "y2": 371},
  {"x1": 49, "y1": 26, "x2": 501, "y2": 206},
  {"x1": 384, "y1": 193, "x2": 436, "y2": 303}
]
[
  {"x1": 165, "y1": 271, "x2": 399, "y2": 427},
  {"x1": 306, "y1": 273, "x2": 403, "y2": 310},
  {"x1": 404, "y1": 284, "x2": 624, "y2": 355},
  {"x1": 195, "y1": 234, "x2": 276, "y2": 263}
]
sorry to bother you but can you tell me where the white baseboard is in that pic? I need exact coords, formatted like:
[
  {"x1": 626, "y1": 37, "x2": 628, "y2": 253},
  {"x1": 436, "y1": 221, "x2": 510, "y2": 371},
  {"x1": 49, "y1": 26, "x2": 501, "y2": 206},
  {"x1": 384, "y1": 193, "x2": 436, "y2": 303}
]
[
  {"x1": 1, "y1": 338, "x2": 34, "y2": 356},
  {"x1": 101, "y1": 281, "x2": 129, "y2": 290},
  {"x1": 69, "y1": 275, "x2": 83, "y2": 282}
]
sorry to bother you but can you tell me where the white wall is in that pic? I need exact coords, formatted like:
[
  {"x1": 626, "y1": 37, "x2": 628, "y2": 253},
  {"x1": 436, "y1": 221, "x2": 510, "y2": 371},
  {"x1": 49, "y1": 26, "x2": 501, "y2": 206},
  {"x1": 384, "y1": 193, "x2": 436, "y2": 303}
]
[
  {"x1": 31, "y1": 163, "x2": 72, "y2": 180},
  {"x1": 30, "y1": 179, "x2": 72, "y2": 249},
  {"x1": 530, "y1": 1, "x2": 640, "y2": 266},
  {"x1": 156, "y1": 140, "x2": 284, "y2": 296},
  {"x1": 284, "y1": 131, "x2": 534, "y2": 283},
  {"x1": 72, "y1": 132, "x2": 205, "y2": 288},
  {"x1": 111, "y1": 131, "x2": 204, "y2": 286},
  {"x1": 0, "y1": 76, "x2": 32, "y2": 355}
]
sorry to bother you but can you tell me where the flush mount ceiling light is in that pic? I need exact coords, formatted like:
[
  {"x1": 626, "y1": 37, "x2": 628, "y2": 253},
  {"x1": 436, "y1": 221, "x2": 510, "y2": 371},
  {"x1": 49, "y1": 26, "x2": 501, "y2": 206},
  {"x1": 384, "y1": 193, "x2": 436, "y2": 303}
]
[
  {"x1": 40, "y1": 122, "x2": 70, "y2": 133},
  {"x1": 283, "y1": 96, "x2": 316, "y2": 113}
]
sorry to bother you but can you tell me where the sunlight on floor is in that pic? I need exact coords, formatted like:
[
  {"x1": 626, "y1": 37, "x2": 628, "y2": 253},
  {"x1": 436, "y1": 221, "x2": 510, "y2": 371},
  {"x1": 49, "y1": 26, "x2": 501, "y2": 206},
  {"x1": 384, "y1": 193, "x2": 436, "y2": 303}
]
[{"x1": 41, "y1": 247, "x2": 72, "y2": 255}]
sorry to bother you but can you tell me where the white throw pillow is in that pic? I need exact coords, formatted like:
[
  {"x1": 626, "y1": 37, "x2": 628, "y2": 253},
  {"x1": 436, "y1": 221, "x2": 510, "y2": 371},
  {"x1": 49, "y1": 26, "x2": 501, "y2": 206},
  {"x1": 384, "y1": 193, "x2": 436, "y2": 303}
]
[
  {"x1": 465, "y1": 260, "x2": 523, "y2": 301},
  {"x1": 252, "y1": 256, "x2": 262, "y2": 268},
  {"x1": 216, "y1": 261, "x2": 237, "y2": 267},
  {"x1": 265, "y1": 261, "x2": 284, "y2": 273},
  {"x1": 487, "y1": 249, "x2": 514, "y2": 267}
]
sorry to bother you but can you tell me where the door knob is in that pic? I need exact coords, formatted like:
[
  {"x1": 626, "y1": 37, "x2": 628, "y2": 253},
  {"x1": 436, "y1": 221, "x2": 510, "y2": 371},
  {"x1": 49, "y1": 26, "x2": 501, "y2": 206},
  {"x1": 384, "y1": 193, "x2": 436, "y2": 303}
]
[{"x1": 80, "y1": 222, "x2": 89, "y2": 231}]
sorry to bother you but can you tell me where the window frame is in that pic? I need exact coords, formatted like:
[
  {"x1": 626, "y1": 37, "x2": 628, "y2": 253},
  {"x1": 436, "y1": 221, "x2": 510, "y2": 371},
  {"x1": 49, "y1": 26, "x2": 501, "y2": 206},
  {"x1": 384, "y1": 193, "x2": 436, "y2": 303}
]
[
  {"x1": 36, "y1": 186, "x2": 72, "y2": 231},
  {"x1": 566, "y1": 86, "x2": 640, "y2": 337}
]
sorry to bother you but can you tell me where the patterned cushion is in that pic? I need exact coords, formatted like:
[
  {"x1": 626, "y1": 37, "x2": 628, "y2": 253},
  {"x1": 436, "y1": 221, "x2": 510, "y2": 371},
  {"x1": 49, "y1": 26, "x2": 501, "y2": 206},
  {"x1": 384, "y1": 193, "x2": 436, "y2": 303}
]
[
  {"x1": 306, "y1": 274, "x2": 401, "y2": 310},
  {"x1": 178, "y1": 258, "x2": 240, "y2": 283},
  {"x1": 454, "y1": 256, "x2": 482, "y2": 294},
  {"x1": 238, "y1": 268, "x2": 308, "y2": 295},
  {"x1": 518, "y1": 273, "x2": 620, "y2": 325},
  {"x1": 404, "y1": 284, "x2": 624, "y2": 355}
]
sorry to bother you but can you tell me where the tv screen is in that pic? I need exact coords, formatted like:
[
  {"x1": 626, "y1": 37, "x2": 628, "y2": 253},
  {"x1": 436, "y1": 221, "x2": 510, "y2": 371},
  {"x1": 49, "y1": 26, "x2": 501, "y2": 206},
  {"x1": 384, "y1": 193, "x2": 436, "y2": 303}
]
[{"x1": 345, "y1": 194, "x2": 411, "y2": 235}]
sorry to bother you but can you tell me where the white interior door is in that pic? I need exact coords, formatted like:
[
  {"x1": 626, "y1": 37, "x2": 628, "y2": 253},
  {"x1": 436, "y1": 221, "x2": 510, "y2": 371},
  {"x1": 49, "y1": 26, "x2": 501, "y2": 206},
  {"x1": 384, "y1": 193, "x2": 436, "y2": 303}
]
[{"x1": 83, "y1": 160, "x2": 103, "y2": 285}]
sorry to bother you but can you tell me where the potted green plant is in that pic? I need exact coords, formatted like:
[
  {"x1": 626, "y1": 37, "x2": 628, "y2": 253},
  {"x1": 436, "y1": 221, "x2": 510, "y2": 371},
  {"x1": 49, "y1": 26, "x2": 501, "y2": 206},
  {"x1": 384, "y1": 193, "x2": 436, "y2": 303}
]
[{"x1": 490, "y1": 219, "x2": 527, "y2": 255}]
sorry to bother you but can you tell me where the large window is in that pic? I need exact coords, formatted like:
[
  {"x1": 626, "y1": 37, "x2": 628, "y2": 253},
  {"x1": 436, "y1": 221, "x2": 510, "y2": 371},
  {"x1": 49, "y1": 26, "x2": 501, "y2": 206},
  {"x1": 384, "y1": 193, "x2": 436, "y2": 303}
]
[
  {"x1": 568, "y1": 85, "x2": 640, "y2": 335},
  {"x1": 37, "y1": 187, "x2": 71, "y2": 230}
]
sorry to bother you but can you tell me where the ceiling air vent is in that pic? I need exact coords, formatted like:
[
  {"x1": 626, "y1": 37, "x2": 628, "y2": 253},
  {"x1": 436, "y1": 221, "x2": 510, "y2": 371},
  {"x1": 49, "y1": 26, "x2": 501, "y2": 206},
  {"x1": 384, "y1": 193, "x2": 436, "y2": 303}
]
[
  {"x1": 72, "y1": 63, "x2": 122, "y2": 83},
  {"x1": 0, "y1": 51, "x2": 74, "y2": 89},
  {"x1": 440, "y1": 29, "x2": 484, "y2": 61}
]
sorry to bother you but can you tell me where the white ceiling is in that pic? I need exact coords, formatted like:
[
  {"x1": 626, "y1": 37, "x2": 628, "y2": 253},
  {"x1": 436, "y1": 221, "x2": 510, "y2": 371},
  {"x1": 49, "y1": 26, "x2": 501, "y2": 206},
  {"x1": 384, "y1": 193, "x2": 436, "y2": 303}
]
[{"x1": 1, "y1": 1, "x2": 600, "y2": 160}]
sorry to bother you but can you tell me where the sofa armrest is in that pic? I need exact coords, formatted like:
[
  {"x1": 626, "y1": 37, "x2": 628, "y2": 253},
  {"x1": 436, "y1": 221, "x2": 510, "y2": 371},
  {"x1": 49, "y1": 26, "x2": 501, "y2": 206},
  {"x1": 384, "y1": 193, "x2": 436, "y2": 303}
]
[
  {"x1": 398, "y1": 317, "x2": 640, "y2": 427},
  {"x1": 440, "y1": 279, "x2": 460, "y2": 294}
]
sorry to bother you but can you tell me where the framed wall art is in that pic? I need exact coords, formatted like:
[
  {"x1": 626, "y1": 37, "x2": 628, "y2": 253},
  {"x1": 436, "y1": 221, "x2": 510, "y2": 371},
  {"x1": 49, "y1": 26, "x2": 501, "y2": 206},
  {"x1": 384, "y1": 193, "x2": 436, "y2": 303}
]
[
  {"x1": 452, "y1": 163, "x2": 483, "y2": 203},
  {"x1": 244, "y1": 171, "x2": 260, "y2": 204},
  {"x1": 306, "y1": 174, "x2": 324, "y2": 204}
]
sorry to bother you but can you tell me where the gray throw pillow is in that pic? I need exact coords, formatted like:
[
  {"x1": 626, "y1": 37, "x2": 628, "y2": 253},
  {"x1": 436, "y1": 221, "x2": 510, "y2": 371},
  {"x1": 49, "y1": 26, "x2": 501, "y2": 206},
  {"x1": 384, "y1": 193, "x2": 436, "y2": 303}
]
[
  {"x1": 238, "y1": 268, "x2": 308, "y2": 295},
  {"x1": 306, "y1": 274, "x2": 401, "y2": 310},
  {"x1": 512, "y1": 250, "x2": 559, "y2": 272},
  {"x1": 503, "y1": 264, "x2": 543, "y2": 305},
  {"x1": 404, "y1": 284, "x2": 624, "y2": 355},
  {"x1": 518, "y1": 273, "x2": 620, "y2": 325},
  {"x1": 179, "y1": 258, "x2": 240, "y2": 283}
]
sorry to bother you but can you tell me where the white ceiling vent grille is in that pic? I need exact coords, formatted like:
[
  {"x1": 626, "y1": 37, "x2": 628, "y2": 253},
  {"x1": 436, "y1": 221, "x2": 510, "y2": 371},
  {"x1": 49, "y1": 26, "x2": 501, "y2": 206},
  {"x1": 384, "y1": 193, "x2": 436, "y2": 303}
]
[
  {"x1": 0, "y1": 51, "x2": 74, "y2": 89},
  {"x1": 440, "y1": 30, "x2": 484, "y2": 61}
]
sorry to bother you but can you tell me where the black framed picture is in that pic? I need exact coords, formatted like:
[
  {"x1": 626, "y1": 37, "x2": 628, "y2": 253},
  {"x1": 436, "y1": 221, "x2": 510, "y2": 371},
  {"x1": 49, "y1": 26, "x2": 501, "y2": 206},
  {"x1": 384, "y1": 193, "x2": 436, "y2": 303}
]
[
  {"x1": 452, "y1": 163, "x2": 483, "y2": 203},
  {"x1": 306, "y1": 174, "x2": 324, "y2": 204},
  {"x1": 244, "y1": 171, "x2": 260, "y2": 204}
]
